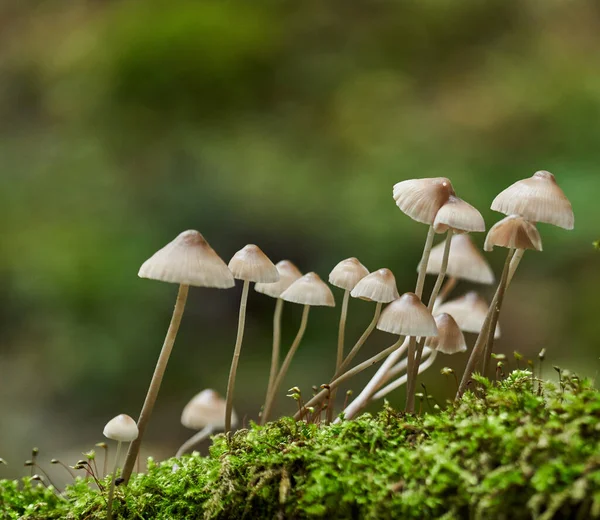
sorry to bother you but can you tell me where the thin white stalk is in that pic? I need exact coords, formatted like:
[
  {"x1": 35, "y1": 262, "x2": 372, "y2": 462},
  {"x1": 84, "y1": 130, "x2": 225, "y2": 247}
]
[
  {"x1": 373, "y1": 350, "x2": 437, "y2": 400},
  {"x1": 328, "y1": 290, "x2": 351, "y2": 423},
  {"x1": 106, "y1": 440, "x2": 122, "y2": 520},
  {"x1": 415, "y1": 225, "x2": 436, "y2": 300},
  {"x1": 175, "y1": 426, "x2": 214, "y2": 458},
  {"x1": 263, "y1": 298, "x2": 284, "y2": 409}
]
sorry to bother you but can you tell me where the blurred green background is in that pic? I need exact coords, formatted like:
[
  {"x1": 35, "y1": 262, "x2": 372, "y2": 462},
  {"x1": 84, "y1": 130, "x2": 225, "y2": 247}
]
[{"x1": 1, "y1": 0, "x2": 599, "y2": 478}]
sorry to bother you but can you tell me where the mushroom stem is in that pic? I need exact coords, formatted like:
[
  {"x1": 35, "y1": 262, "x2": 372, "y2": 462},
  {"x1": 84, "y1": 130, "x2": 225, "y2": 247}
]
[
  {"x1": 264, "y1": 298, "x2": 284, "y2": 408},
  {"x1": 122, "y1": 283, "x2": 189, "y2": 484},
  {"x1": 262, "y1": 305, "x2": 310, "y2": 424},
  {"x1": 175, "y1": 426, "x2": 214, "y2": 458},
  {"x1": 415, "y1": 225, "x2": 436, "y2": 300},
  {"x1": 404, "y1": 337, "x2": 419, "y2": 412},
  {"x1": 373, "y1": 350, "x2": 437, "y2": 400},
  {"x1": 327, "y1": 290, "x2": 351, "y2": 423},
  {"x1": 106, "y1": 440, "x2": 122, "y2": 520},
  {"x1": 507, "y1": 248, "x2": 525, "y2": 286},
  {"x1": 225, "y1": 279, "x2": 251, "y2": 433},
  {"x1": 436, "y1": 277, "x2": 457, "y2": 307}
]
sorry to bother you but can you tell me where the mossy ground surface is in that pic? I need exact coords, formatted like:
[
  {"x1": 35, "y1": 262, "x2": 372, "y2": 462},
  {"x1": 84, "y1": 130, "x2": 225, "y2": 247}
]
[{"x1": 1, "y1": 371, "x2": 599, "y2": 519}]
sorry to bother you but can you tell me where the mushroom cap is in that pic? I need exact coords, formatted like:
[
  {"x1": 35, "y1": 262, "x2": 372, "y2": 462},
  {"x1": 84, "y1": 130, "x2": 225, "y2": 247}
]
[
  {"x1": 425, "y1": 313, "x2": 467, "y2": 355},
  {"x1": 103, "y1": 414, "x2": 139, "y2": 442},
  {"x1": 421, "y1": 235, "x2": 495, "y2": 285},
  {"x1": 328, "y1": 257, "x2": 369, "y2": 291},
  {"x1": 393, "y1": 177, "x2": 456, "y2": 225},
  {"x1": 280, "y1": 272, "x2": 335, "y2": 307},
  {"x1": 350, "y1": 268, "x2": 400, "y2": 303},
  {"x1": 435, "y1": 291, "x2": 500, "y2": 338},
  {"x1": 138, "y1": 230, "x2": 235, "y2": 288},
  {"x1": 491, "y1": 170, "x2": 574, "y2": 230},
  {"x1": 484, "y1": 215, "x2": 542, "y2": 252},
  {"x1": 433, "y1": 195, "x2": 486, "y2": 234},
  {"x1": 377, "y1": 292, "x2": 438, "y2": 337},
  {"x1": 255, "y1": 260, "x2": 302, "y2": 299},
  {"x1": 228, "y1": 244, "x2": 279, "y2": 283},
  {"x1": 181, "y1": 389, "x2": 235, "y2": 430}
]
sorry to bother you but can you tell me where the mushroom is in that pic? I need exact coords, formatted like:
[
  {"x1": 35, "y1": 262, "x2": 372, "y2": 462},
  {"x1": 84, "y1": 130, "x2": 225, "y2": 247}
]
[
  {"x1": 261, "y1": 273, "x2": 335, "y2": 423},
  {"x1": 225, "y1": 244, "x2": 279, "y2": 433},
  {"x1": 435, "y1": 292, "x2": 501, "y2": 338},
  {"x1": 122, "y1": 230, "x2": 234, "y2": 483},
  {"x1": 175, "y1": 389, "x2": 236, "y2": 458},
  {"x1": 103, "y1": 414, "x2": 139, "y2": 520}
]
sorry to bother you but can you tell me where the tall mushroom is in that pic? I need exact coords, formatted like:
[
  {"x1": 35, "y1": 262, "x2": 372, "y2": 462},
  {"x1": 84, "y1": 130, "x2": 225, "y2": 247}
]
[
  {"x1": 122, "y1": 230, "x2": 234, "y2": 483},
  {"x1": 226, "y1": 245, "x2": 279, "y2": 433}
]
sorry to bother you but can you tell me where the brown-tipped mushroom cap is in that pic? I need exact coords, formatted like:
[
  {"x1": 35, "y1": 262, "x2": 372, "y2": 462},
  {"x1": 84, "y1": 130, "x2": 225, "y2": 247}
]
[
  {"x1": 425, "y1": 313, "x2": 467, "y2": 355},
  {"x1": 103, "y1": 414, "x2": 139, "y2": 442},
  {"x1": 392, "y1": 177, "x2": 455, "y2": 225},
  {"x1": 435, "y1": 291, "x2": 500, "y2": 338},
  {"x1": 138, "y1": 230, "x2": 235, "y2": 289},
  {"x1": 491, "y1": 171, "x2": 574, "y2": 230},
  {"x1": 377, "y1": 292, "x2": 438, "y2": 337},
  {"x1": 328, "y1": 257, "x2": 369, "y2": 291},
  {"x1": 280, "y1": 272, "x2": 335, "y2": 307},
  {"x1": 421, "y1": 235, "x2": 495, "y2": 285},
  {"x1": 181, "y1": 389, "x2": 235, "y2": 430},
  {"x1": 255, "y1": 260, "x2": 302, "y2": 299},
  {"x1": 228, "y1": 244, "x2": 279, "y2": 283},
  {"x1": 350, "y1": 268, "x2": 400, "y2": 303},
  {"x1": 484, "y1": 215, "x2": 542, "y2": 252},
  {"x1": 433, "y1": 195, "x2": 486, "y2": 234}
]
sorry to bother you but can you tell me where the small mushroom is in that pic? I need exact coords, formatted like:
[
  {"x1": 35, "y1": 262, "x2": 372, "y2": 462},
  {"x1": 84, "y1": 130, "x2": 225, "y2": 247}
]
[{"x1": 435, "y1": 292, "x2": 501, "y2": 339}]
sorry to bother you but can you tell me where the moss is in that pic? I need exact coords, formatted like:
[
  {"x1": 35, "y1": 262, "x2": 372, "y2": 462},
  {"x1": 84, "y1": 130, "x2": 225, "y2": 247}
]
[{"x1": 2, "y1": 370, "x2": 600, "y2": 519}]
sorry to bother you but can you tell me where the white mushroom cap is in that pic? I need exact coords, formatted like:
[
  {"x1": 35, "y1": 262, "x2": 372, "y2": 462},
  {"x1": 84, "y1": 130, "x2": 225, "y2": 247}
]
[
  {"x1": 103, "y1": 414, "x2": 139, "y2": 442},
  {"x1": 181, "y1": 389, "x2": 235, "y2": 430},
  {"x1": 393, "y1": 177, "x2": 456, "y2": 225},
  {"x1": 484, "y1": 215, "x2": 542, "y2": 252},
  {"x1": 138, "y1": 230, "x2": 235, "y2": 288},
  {"x1": 433, "y1": 195, "x2": 486, "y2": 234},
  {"x1": 255, "y1": 260, "x2": 302, "y2": 299},
  {"x1": 435, "y1": 291, "x2": 500, "y2": 338},
  {"x1": 280, "y1": 273, "x2": 335, "y2": 307},
  {"x1": 350, "y1": 268, "x2": 399, "y2": 303},
  {"x1": 425, "y1": 313, "x2": 467, "y2": 355},
  {"x1": 491, "y1": 170, "x2": 574, "y2": 230},
  {"x1": 228, "y1": 244, "x2": 279, "y2": 283},
  {"x1": 377, "y1": 292, "x2": 438, "y2": 337},
  {"x1": 328, "y1": 257, "x2": 369, "y2": 291}
]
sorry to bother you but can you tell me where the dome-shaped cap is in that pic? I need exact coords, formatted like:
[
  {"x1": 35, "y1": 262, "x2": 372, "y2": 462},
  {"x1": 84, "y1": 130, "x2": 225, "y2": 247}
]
[
  {"x1": 425, "y1": 313, "x2": 467, "y2": 355},
  {"x1": 491, "y1": 171, "x2": 574, "y2": 230},
  {"x1": 328, "y1": 257, "x2": 369, "y2": 291},
  {"x1": 393, "y1": 177, "x2": 456, "y2": 225},
  {"x1": 433, "y1": 195, "x2": 486, "y2": 234},
  {"x1": 421, "y1": 235, "x2": 495, "y2": 285},
  {"x1": 181, "y1": 389, "x2": 235, "y2": 430},
  {"x1": 377, "y1": 292, "x2": 438, "y2": 337},
  {"x1": 484, "y1": 215, "x2": 542, "y2": 252},
  {"x1": 103, "y1": 414, "x2": 139, "y2": 442},
  {"x1": 255, "y1": 260, "x2": 302, "y2": 299},
  {"x1": 350, "y1": 268, "x2": 399, "y2": 303},
  {"x1": 435, "y1": 291, "x2": 500, "y2": 338},
  {"x1": 138, "y1": 230, "x2": 235, "y2": 289},
  {"x1": 228, "y1": 245, "x2": 279, "y2": 283},
  {"x1": 280, "y1": 273, "x2": 335, "y2": 307}
]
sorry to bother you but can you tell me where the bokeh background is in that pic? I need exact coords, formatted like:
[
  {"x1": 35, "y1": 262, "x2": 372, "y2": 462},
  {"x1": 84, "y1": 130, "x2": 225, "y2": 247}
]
[{"x1": 1, "y1": 0, "x2": 599, "y2": 479}]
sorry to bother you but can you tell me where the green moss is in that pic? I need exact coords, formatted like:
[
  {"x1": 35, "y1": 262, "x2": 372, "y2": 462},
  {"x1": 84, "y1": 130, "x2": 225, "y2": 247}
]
[{"x1": 2, "y1": 370, "x2": 600, "y2": 519}]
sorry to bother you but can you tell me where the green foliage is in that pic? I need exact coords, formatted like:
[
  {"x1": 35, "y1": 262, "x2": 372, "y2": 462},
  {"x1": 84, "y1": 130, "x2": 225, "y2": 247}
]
[{"x1": 2, "y1": 371, "x2": 600, "y2": 518}]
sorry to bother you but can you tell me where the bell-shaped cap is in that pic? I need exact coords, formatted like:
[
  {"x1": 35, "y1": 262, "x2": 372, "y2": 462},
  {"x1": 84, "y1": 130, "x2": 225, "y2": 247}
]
[
  {"x1": 350, "y1": 268, "x2": 399, "y2": 303},
  {"x1": 328, "y1": 257, "x2": 369, "y2": 291},
  {"x1": 393, "y1": 177, "x2": 455, "y2": 225},
  {"x1": 425, "y1": 313, "x2": 467, "y2": 355},
  {"x1": 491, "y1": 171, "x2": 574, "y2": 230},
  {"x1": 228, "y1": 244, "x2": 279, "y2": 283},
  {"x1": 433, "y1": 195, "x2": 486, "y2": 234},
  {"x1": 138, "y1": 230, "x2": 235, "y2": 288},
  {"x1": 377, "y1": 292, "x2": 438, "y2": 337},
  {"x1": 181, "y1": 389, "x2": 235, "y2": 430},
  {"x1": 421, "y1": 235, "x2": 495, "y2": 285},
  {"x1": 255, "y1": 260, "x2": 302, "y2": 299},
  {"x1": 435, "y1": 291, "x2": 500, "y2": 338},
  {"x1": 103, "y1": 414, "x2": 139, "y2": 442},
  {"x1": 484, "y1": 215, "x2": 542, "y2": 252},
  {"x1": 280, "y1": 272, "x2": 335, "y2": 307}
]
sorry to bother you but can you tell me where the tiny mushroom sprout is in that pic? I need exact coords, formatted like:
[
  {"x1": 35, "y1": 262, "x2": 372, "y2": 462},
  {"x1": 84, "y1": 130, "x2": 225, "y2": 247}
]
[
  {"x1": 103, "y1": 414, "x2": 139, "y2": 520},
  {"x1": 176, "y1": 389, "x2": 236, "y2": 458},
  {"x1": 224, "y1": 244, "x2": 278, "y2": 433},
  {"x1": 261, "y1": 272, "x2": 335, "y2": 423},
  {"x1": 122, "y1": 230, "x2": 234, "y2": 483},
  {"x1": 255, "y1": 260, "x2": 303, "y2": 415}
]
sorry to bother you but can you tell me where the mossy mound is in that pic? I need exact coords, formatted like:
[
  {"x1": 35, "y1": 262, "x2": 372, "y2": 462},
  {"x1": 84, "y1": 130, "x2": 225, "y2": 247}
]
[{"x1": 2, "y1": 370, "x2": 600, "y2": 519}]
